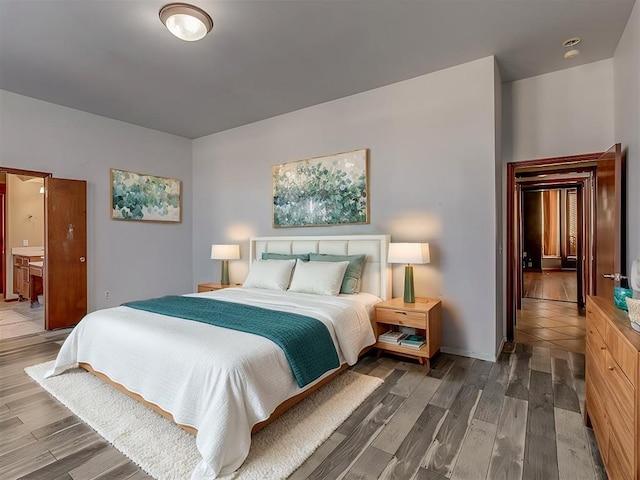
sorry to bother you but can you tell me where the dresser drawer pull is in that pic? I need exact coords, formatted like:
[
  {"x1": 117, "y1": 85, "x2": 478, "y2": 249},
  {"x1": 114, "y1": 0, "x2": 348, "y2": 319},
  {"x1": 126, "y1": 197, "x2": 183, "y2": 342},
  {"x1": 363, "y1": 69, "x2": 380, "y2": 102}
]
[
  {"x1": 600, "y1": 346, "x2": 606, "y2": 350},
  {"x1": 608, "y1": 366, "x2": 615, "y2": 371},
  {"x1": 394, "y1": 311, "x2": 407, "y2": 315}
]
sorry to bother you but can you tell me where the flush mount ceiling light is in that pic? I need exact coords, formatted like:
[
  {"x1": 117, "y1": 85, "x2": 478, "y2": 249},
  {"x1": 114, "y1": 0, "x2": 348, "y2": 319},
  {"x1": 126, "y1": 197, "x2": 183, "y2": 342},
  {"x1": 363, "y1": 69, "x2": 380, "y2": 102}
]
[
  {"x1": 563, "y1": 36, "x2": 581, "y2": 59},
  {"x1": 159, "y1": 3, "x2": 213, "y2": 42}
]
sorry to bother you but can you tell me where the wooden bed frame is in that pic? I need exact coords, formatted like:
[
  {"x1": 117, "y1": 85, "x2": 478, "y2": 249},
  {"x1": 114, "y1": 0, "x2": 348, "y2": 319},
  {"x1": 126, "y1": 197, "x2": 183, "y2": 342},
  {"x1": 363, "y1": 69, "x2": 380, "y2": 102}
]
[
  {"x1": 80, "y1": 234, "x2": 391, "y2": 437},
  {"x1": 79, "y1": 361, "x2": 350, "y2": 435}
]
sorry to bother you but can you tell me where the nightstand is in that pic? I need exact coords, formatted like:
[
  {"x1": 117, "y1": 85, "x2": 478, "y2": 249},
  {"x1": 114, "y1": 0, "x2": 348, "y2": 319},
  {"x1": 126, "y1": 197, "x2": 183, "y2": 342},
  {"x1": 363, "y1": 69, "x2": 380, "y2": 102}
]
[
  {"x1": 374, "y1": 297, "x2": 442, "y2": 371},
  {"x1": 197, "y1": 282, "x2": 242, "y2": 293}
]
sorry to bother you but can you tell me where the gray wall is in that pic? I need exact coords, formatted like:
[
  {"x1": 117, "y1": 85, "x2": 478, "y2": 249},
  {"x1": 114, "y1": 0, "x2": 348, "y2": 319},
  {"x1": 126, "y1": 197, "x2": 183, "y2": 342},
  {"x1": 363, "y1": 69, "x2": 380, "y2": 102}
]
[
  {"x1": 0, "y1": 90, "x2": 193, "y2": 311},
  {"x1": 502, "y1": 59, "x2": 615, "y2": 162},
  {"x1": 193, "y1": 56, "x2": 502, "y2": 361},
  {"x1": 614, "y1": 0, "x2": 640, "y2": 273}
]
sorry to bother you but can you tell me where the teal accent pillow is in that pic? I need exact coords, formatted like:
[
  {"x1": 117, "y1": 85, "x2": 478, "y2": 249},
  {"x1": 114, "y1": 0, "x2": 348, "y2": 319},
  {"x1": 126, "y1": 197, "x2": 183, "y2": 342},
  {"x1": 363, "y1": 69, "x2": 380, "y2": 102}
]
[
  {"x1": 262, "y1": 252, "x2": 310, "y2": 261},
  {"x1": 309, "y1": 253, "x2": 367, "y2": 294}
]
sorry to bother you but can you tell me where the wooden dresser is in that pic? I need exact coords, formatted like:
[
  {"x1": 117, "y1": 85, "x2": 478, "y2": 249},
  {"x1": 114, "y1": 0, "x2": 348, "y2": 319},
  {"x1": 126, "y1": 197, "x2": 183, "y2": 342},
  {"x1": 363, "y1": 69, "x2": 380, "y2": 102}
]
[{"x1": 585, "y1": 296, "x2": 640, "y2": 480}]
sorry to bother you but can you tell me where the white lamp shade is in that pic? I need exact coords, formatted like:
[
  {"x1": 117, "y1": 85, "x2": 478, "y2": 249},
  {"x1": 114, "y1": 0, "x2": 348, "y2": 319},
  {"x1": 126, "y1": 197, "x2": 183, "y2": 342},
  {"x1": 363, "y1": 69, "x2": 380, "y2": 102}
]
[
  {"x1": 211, "y1": 244, "x2": 240, "y2": 260},
  {"x1": 388, "y1": 243, "x2": 430, "y2": 265}
]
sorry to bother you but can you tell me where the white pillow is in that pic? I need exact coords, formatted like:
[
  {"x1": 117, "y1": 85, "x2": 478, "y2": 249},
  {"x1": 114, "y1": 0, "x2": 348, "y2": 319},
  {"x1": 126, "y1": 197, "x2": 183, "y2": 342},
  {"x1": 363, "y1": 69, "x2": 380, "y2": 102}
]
[
  {"x1": 288, "y1": 259, "x2": 349, "y2": 296},
  {"x1": 242, "y1": 259, "x2": 296, "y2": 291}
]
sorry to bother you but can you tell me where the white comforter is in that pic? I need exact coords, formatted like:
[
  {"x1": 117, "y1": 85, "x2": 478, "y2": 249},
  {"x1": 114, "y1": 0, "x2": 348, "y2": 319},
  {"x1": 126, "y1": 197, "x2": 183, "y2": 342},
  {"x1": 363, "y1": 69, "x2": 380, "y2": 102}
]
[{"x1": 45, "y1": 288, "x2": 377, "y2": 479}]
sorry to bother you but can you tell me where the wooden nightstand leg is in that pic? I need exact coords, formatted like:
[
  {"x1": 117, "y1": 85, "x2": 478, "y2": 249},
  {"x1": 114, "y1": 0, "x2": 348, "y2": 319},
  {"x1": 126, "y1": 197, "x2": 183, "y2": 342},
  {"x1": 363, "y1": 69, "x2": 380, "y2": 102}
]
[
  {"x1": 375, "y1": 349, "x2": 382, "y2": 359},
  {"x1": 423, "y1": 358, "x2": 431, "y2": 373}
]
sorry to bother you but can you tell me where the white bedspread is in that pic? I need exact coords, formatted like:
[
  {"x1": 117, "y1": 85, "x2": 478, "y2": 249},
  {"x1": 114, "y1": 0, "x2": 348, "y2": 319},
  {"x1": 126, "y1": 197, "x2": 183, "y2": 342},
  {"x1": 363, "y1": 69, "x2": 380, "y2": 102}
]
[{"x1": 45, "y1": 288, "x2": 376, "y2": 479}]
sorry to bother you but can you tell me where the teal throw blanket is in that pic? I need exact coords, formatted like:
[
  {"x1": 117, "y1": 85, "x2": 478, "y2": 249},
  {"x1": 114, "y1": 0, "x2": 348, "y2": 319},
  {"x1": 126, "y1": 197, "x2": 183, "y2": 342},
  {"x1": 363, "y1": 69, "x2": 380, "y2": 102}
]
[{"x1": 123, "y1": 296, "x2": 340, "y2": 387}]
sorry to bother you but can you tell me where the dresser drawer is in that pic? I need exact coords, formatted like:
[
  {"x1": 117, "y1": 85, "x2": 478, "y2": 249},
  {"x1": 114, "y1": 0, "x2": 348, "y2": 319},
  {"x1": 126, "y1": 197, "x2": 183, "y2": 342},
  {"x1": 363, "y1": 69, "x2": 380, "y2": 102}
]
[
  {"x1": 606, "y1": 351, "x2": 635, "y2": 442},
  {"x1": 585, "y1": 379, "x2": 609, "y2": 463},
  {"x1": 608, "y1": 422, "x2": 635, "y2": 480},
  {"x1": 607, "y1": 327, "x2": 637, "y2": 388},
  {"x1": 586, "y1": 305, "x2": 608, "y2": 345},
  {"x1": 375, "y1": 308, "x2": 427, "y2": 329},
  {"x1": 586, "y1": 326, "x2": 607, "y2": 371},
  {"x1": 586, "y1": 341, "x2": 607, "y2": 390}
]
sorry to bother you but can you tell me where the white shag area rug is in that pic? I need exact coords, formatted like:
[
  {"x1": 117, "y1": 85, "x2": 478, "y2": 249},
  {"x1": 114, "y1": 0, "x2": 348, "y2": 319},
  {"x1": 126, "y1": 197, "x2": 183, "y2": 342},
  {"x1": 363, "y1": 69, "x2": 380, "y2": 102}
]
[{"x1": 26, "y1": 361, "x2": 382, "y2": 480}]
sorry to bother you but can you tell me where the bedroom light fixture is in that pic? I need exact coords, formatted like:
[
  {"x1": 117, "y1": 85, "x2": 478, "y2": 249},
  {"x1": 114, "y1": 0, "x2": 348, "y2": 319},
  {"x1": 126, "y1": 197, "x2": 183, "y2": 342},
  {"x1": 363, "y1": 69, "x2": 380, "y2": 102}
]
[
  {"x1": 563, "y1": 36, "x2": 581, "y2": 59},
  {"x1": 211, "y1": 244, "x2": 240, "y2": 285},
  {"x1": 159, "y1": 3, "x2": 213, "y2": 42},
  {"x1": 388, "y1": 243, "x2": 430, "y2": 303}
]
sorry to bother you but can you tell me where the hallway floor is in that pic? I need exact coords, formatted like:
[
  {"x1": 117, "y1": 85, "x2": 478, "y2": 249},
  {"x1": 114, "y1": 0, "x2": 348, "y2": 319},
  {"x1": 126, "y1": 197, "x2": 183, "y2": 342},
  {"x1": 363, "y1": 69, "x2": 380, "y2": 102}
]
[
  {"x1": 515, "y1": 298, "x2": 585, "y2": 354},
  {"x1": 523, "y1": 270, "x2": 577, "y2": 303}
]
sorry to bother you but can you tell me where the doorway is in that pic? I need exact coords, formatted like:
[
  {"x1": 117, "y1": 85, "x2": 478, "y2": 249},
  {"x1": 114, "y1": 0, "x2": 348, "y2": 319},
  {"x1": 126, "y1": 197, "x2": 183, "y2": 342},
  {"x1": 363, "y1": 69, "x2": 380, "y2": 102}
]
[
  {"x1": 0, "y1": 166, "x2": 87, "y2": 335},
  {"x1": 506, "y1": 152, "x2": 602, "y2": 346}
]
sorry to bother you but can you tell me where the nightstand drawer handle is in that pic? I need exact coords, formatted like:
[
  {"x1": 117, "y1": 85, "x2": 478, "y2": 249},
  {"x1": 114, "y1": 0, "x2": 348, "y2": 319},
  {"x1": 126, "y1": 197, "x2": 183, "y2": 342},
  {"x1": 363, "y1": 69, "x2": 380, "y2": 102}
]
[{"x1": 394, "y1": 311, "x2": 407, "y2": 315}]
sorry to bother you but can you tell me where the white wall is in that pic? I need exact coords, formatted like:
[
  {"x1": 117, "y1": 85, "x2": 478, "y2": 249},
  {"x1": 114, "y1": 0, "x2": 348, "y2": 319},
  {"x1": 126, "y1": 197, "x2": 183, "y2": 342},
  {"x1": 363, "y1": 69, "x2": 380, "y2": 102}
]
[
  {"x1": 0, "y1": 90, "x2": 193, "y2": 311},
  {"x1": 193, "y1": 57, "x2": 501, "y2": 360},
  {"x1": 503, "y1": 59, "x2": 615, "y2": 162},
  {"x1": 614, "y1": 0, "x2": 640, "y2": 273}
]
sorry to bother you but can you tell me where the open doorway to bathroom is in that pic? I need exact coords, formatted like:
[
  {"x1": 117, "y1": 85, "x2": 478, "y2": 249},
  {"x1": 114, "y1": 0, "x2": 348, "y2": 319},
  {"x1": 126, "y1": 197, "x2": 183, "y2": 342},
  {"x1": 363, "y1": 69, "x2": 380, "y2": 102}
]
[{"x1": 0, "y1": 172, "x2": 46, "y2": 339}]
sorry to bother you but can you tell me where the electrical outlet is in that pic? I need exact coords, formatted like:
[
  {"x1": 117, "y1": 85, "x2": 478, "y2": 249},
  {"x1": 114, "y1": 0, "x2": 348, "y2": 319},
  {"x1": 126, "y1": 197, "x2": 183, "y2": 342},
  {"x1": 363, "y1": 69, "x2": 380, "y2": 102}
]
[
  {"x1": 104, "y1": 290, "x2": 111, "y2": 299},
  {"x1": 23, "y1": 240, "x2": 28, "y2": 246}
]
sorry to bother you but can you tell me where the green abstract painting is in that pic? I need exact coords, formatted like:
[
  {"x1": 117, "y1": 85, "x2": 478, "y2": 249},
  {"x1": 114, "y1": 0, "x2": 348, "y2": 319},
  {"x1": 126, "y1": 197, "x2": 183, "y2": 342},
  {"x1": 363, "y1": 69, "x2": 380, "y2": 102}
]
[
  {"x1": 273, "y1": 149, "x2": 369, "y2": 227},
  {"x1": 111, "y1": 169, "x2": 181, "y2": 222}
]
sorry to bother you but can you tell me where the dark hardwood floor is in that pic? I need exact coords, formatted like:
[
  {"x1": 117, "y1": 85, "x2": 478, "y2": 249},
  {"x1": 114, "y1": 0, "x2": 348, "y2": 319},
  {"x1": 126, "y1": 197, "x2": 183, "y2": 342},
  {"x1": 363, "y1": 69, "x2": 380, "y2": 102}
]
[
  {"x1": 523, "y1": 271, "x2": 577, "y2": 303},
  {"x1": 1, "y1": 331, "x2": 606, "y2": 479}
]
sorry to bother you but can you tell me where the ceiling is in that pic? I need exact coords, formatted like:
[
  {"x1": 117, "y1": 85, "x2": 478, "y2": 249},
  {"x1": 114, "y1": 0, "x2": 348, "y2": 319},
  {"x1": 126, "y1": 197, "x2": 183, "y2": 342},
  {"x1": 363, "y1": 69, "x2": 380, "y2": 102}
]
[{"x1": 0, "y1": 1, "x2": 635, "y2": 139}]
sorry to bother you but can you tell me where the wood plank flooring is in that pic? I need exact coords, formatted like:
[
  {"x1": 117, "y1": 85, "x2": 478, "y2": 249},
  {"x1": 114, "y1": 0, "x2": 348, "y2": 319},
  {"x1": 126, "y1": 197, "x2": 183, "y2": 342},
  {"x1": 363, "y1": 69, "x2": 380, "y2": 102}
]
[
  {"x1": 1, "y1": 331, "x2": 606, "y2": 479},
  {"x1": 523, "y1": 271, "x2": 577, "y2": 303}
]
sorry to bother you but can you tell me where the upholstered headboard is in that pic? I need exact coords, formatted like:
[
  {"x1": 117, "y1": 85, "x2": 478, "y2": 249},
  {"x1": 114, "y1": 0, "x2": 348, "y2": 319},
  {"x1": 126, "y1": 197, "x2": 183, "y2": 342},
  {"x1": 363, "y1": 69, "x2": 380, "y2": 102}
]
[{"x1": 250, "y1": 235, "x2": 391, "y2": 300}]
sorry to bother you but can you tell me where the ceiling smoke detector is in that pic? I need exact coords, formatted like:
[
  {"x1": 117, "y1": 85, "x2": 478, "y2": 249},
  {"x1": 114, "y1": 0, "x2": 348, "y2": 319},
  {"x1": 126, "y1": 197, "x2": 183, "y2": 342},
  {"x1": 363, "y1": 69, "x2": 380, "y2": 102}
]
[
  {"x1": 564, "y1": 49, "x2": 580, "y2": 59},
  {"x1": 562, "y1": 37, "x2": 581, "y2": 59}
]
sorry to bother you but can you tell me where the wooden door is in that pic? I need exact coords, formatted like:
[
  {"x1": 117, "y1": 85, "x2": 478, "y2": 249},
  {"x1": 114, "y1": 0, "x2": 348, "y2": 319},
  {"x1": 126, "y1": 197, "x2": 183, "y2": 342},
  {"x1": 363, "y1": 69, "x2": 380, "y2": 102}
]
[
  {"x1": 594, "y1": 144, "x2": 624, "y2": 300},
  {"x1": 45, "y1": 178, "x2": 87, "y2": 329}
]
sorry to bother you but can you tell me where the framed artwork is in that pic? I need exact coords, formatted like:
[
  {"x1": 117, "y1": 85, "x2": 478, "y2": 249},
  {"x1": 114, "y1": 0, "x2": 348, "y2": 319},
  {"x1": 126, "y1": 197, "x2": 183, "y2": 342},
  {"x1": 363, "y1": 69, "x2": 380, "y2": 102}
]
[
  {"x1": 110, "y1": 168, "x2": 181, "y2": 223},
  {"x1": 272, "y1": 149, "x2": 369, "y2": 228}
]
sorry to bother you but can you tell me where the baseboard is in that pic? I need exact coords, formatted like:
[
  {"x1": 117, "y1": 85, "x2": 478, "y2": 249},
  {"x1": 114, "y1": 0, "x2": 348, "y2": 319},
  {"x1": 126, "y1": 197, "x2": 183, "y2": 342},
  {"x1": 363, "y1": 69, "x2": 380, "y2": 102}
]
[{"x1": 440, "y1": 346, "x2": 500, "y2": 362}]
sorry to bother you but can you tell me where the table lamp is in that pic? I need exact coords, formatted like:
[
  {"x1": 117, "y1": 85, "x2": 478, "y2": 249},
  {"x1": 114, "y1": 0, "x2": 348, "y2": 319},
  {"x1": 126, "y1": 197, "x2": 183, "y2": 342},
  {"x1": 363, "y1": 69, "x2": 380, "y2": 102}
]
[
  {"x1": 211, "y1": 244, "x2": 240, "y2": 285},
  {"x1": 388, "y1": 243, "x2": 430, "y2": 303}
]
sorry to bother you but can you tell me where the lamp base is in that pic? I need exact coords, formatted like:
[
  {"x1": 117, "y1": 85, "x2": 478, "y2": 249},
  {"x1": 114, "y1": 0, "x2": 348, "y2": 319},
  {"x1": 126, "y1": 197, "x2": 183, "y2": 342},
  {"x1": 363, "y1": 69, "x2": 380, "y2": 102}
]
[
  {"x1": 220, "y1": 260, "x2": 230, "y2": 285},
  {"x1": 404, "y1": 265, "x2": 415, "y2": 303}
]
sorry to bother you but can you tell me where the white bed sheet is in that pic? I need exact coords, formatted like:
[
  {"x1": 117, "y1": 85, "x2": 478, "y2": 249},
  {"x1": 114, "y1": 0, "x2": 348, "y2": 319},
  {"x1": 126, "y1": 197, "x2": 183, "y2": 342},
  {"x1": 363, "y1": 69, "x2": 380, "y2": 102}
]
[{"x1": 45, "y1": 288, "x2": 376, "y2": 479}]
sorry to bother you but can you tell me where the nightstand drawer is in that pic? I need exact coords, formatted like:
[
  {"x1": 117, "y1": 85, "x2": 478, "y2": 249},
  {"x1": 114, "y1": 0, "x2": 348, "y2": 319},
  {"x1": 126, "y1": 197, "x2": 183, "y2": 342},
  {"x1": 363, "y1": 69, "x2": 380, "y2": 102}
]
[{"x1": 375, "y1": 308, "x2": 427, "y2": 329}]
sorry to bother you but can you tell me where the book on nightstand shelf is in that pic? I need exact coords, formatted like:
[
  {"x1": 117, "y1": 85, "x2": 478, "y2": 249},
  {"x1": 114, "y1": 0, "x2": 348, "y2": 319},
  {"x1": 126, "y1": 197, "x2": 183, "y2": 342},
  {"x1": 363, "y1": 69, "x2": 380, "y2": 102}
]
[
  {"x1": 399, "y1": 334, "x2": 426, "y2": 349},
  {"x1": 378, "y1": 330, "x2": 408, "y2": 344}
]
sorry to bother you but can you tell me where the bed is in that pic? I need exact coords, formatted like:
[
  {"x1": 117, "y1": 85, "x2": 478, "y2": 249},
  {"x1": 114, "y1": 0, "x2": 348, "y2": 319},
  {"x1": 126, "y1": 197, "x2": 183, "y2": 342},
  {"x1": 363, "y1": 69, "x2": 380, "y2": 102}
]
[{"x1": 45, "y1": 234, "x2": 391, "y2": 479}]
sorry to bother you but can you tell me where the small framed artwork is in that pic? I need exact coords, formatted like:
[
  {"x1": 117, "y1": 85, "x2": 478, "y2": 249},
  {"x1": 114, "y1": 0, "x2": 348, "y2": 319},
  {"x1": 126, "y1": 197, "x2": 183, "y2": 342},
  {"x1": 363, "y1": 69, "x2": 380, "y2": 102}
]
[
  {"x1": 110, "y1": 168, "x2": 181, "y2": 223},
  {"x1": 272, "y1": 149, "x2": 369, "y2": 228}
]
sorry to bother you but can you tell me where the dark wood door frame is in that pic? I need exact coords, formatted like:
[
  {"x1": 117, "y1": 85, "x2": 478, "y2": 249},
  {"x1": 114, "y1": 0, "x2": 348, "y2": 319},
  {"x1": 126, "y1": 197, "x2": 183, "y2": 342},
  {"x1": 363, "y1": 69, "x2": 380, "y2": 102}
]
[
  {"x1": 506, "y1": 152, "x2": 603, "y2": 341},
  {"x1": 518, "y1": 179, "x2": 588, "y2": 310}
]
